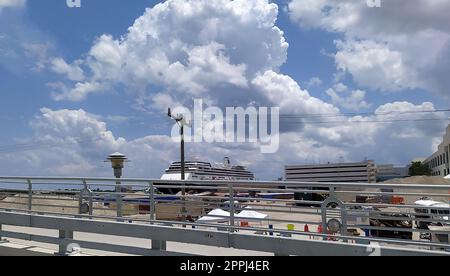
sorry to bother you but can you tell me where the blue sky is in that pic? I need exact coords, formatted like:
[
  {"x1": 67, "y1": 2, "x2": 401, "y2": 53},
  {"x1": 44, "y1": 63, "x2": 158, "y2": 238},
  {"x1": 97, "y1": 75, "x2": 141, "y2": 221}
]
[
  {"x1": 0, "y1": 0, "x2": 449, "y2": 179},
  {"x1": 1, "y1": 1, "x2": 164, "y2": 140}
]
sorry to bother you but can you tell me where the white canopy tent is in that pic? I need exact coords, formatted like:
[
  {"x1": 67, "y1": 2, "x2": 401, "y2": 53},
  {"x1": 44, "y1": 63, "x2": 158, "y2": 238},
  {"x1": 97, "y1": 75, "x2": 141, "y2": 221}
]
[
  {"x1": 197, "y1": 208, "x2": 268, "y2": 224},
  {"x1": 197, "y1": 209, "x2": 231, "y2": 223},
  {"x1": 235, "y1": 210, "x2": 268, "y2": 221}
]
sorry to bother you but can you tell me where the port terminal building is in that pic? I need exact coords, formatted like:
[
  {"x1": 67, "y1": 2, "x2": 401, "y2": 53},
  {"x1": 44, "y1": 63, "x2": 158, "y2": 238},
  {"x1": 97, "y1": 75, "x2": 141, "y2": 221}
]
[
  {"x1": 424, "y1": 124, "x2": 450, "y2": 177},
  {"x1": 285, "y1": 161, "x2": 377, "y2": 183}
]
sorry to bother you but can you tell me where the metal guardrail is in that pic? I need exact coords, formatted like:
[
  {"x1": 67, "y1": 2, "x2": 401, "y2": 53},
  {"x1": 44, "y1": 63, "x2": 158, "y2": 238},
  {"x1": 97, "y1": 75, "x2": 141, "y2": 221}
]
[{"x1": 0, "y1": 176, "x2": 449, "y2": 256}]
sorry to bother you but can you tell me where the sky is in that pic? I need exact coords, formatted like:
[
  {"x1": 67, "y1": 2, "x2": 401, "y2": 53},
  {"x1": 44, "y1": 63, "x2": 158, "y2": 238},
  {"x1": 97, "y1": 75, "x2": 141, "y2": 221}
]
[{"x1": 0, "y1": 0, "x2": 449, "y2": 180}]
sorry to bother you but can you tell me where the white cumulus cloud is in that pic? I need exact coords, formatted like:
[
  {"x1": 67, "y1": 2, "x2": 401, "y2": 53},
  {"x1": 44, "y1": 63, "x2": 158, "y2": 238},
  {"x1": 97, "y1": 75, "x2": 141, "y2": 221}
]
[
  {"x1": 1, "y1": 0, "x2": 445, "y2": 179},
  {"x1": 51, "y1": 0, "x2": 288, "y2": 102},
  {"x1": 0, "y1": 0, "x2": 25, "y2": 10},
  {"x1": 288, "y1": 0, "x2": 450, "y2": 96},
  {"x1": 326, "y1": 83, "x2": 370, "y2": 111},
  {"x1": 50, "y1": 58, "x2": 85, "y2": 82},
  {"x1": 252, "y1": 70, "x2": 338, "y2": 115},
  {"x1": 0, "y1": 105, "x2": 442, "y2": 179}
]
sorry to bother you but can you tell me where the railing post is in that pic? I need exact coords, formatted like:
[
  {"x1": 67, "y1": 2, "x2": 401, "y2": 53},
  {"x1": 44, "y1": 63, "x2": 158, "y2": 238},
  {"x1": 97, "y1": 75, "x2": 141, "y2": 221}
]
[
  {"x1": 88, "y1": 190, "x2": 93, "y2": 219},
  {"x1": 329, "y1": 185, "x2": 336, "y2": 198},
  {"x1": 229, "y1": 183, "x2": 235, "y2": 233},
  {"x1": 77, "y1": 193, "x2": 82, "y2": 220},
  {"x1": 27, "y1": 179, "x2": 32, "y2": 211},
  {"x1": 148, "y1": 181, "x2": 166, "y2": 252},
  {"x1": 57, "y1": 229, "x2": 74, "y2": 255},
  {"x1": 78, "y1": 180, "x2": 93, "y2": 219},
  {"x1": 0, "y1": 224, "x2": 7, "y2": 244},
  {"x1": 151, "y1": 240, "x2": 167, "y2": 251},
  {"x1": 321, "y1": 203, "x2": 327, "y2": 241},
  {"x1": 116, "y1": 180, "x2": 123, "y2": 221},
  {"x1": 149, "y1": 181, "x2": 155, "y2": 222}
]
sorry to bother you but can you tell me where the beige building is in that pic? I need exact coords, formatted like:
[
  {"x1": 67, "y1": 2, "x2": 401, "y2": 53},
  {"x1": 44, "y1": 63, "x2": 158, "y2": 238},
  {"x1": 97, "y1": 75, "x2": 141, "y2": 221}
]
[
  {"x1": 285, "y1": 161, "x2": 377, "y2": 183},
  {"x1": 424, "y1": 125, "x2": 450, "y2": 177}
]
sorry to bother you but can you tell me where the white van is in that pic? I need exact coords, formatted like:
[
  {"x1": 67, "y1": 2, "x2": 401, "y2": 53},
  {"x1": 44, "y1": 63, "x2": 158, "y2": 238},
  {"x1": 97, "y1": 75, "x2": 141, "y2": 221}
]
[{"x1": 414, "y1": 199, "x2": 450, "y2": 229}]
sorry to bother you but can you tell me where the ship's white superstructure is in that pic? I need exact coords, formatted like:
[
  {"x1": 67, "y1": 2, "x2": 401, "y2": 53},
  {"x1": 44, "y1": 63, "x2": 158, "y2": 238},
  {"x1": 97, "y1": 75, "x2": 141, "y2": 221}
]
[{"x1": 161, "y1": 157, "x2": 255, "y2": 181}]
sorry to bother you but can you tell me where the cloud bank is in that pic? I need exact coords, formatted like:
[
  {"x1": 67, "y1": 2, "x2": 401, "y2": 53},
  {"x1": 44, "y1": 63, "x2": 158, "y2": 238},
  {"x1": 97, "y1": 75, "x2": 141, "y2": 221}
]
[
  {"x1": 0, "y1": 0, "x2": 446, "y2": 179},
  {"x1": 288, "y1": 0, "x2": 450, "y2": 96}
]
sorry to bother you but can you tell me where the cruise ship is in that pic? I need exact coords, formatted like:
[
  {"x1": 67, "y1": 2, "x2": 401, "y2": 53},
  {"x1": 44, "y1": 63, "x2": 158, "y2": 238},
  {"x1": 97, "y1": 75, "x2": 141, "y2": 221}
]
[{"x1": 160, "y1": 157, "x2": 255, "y2": 181}]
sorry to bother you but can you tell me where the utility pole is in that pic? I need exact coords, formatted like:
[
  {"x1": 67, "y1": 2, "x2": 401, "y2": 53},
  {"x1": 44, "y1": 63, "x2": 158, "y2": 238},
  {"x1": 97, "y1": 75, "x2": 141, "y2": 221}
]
[
  {"x1": 180, "y1": 122, "x2": 185, "y2": 181},
  {"x1": 168, "y1": 108, "x2": 188, "y2": 225}
]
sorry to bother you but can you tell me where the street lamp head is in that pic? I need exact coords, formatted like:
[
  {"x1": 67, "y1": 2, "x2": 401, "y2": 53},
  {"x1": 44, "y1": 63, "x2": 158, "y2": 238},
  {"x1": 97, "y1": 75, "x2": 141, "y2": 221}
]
[
  {"x1": 106, "y1": 152, "x2": 128, "y2": 178},
  {"x1": 107, "y1": 152, "x2": 128, "y2": 168}
]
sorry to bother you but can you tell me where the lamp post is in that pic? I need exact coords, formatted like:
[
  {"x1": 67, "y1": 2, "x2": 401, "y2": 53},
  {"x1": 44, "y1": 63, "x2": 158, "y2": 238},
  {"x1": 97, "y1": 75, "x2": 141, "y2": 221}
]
[
  {"x1": 107, "y1": 152, "x2": 128, "y2": 220},
  {"x1": 168, "y1": 108, "x2": 188, "y2": 224}
]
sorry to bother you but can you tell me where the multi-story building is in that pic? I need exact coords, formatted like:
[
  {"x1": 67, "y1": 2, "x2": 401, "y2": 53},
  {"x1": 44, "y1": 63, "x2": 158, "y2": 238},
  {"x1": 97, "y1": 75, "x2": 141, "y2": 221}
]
[
  {"x1": 376, "y1": 164, "x2": 409, "y2": 181},
  {"x1": 285, "y1": 161, "x2": 377, "y2": 183},
  {"x1": 424, "y1": 125, "x2": 450, "y2": 177}
]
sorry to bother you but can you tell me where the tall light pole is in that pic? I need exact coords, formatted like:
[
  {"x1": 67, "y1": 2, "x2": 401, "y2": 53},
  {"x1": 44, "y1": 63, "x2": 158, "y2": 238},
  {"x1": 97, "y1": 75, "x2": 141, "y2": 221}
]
[
  {"x1": 168, "y1": 108, "x2": 188, "y2": 224},
  {"x1": 107, "y1": 152, "x2": 128, "y2": 220}
]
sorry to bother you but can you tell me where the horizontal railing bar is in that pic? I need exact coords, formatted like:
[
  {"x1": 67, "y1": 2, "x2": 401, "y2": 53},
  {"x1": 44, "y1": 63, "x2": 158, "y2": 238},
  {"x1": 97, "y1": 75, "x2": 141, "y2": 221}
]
[
  {"x1": 333, "y1": 233, "x2": 450, "y2": 249},
  {"x1": 0, "y1": 188, "x2": 28, "y2": 193},
  {"x1": 0, "y1": 208, "x2": 266, "y2": 234},
  {"x1": 27, "y1": 196, "x2": 78, "y2": 202},
  {"x1": 183, "y1": 194, "x2": 323, "y2": 204},
  {"x1": 0, "y1": 230, "x2": 59, "y2": 245},
  {"x1": 351, "y1": 224, "x2": 450, "y2": 235},
  {"x1": 347, "y1": 210, "x2": 445, "y2": 220},
  {"x1": 345, "y1": 202, "x2": 450, "y2": 211},
  {"x1": 0, "y1": 182, "x2": 29, "y2": 186},
  {"x1": 24, "y1": 183, "x2": 85, "y2": 187},
  {"x1": 150, "y1": 196, "x2": 324, "y2": 206},
  {"x1": 92, "y1": 191, "x2": 149, "y2": 196},
  {"x1": 90, "y1": 206, "x2": 117, "y2": 211},
  {"x1": 66, "y1": 239, "x2": 193, "y2": 256},
  {"x1": 0, "y1": 206, "x2": 307, "y2": 236},
  {"x1": 30, "y1": 204, "x2": 79, "y2": 210},
  {"x1": 0, "y1": 202, "x2": 28, "y2": 206},
  {"x1": 2, "y1": 175, "x2": 450, "y2": 256},
  {"x1": 0, "y1": 230, "x2": 193, "y2": 256},
  {"x1": 20, "y1": 196, "x2": 442, "y2": 216},
  {"x1": 154, "y1": 180, "x2": 450, "y2": 190},
  {"x1": 335, "y1": 190, "x2": 450, "y2": 198},
  {"x1": 32, "y1": 190, "x2": 79, "y2": 195},
  {"x1": 153, "y1": 185, "x2": 332, "y2": 195},
  {"x1": 1, "y1": 176, "x2": 450, "y2": 190},
  {"x1": 347, "y1": 211, "x2": 448, "y2": 222},
  {"x1": 4, "y1": 189, "x2": 448, "y2": 203},
  {"x1": 80, "y1": 200, "x2": 448, "y2": 221},
  {"x1": 230, "y1": 207, "x2": 322, "y2": 216},
  {"x1": 348, "y1": 215, "x2": 450, "y2": 224},
  {"x1": 230, "y1": 226, "x2": 450, "y2": 249},
  {"x1": 153, "y1": 185, "x2": 228, "y2": 190},
  {"x1": 2, "y1": 208, "x2": 450, "y2": 251}
]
